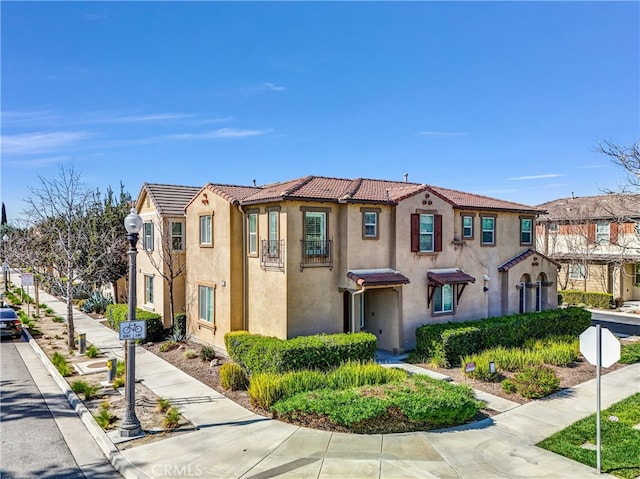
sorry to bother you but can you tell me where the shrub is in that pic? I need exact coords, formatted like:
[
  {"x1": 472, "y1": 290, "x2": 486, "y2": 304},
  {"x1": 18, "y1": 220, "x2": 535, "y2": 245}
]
[
  {"x1": 512, "y1": 366, "x2": 560, "y2": 399},
  {"x1": 53, "y1": 315, "x2": 65, "y2": 323},
  {"x1": 183, "y1": 349, "x2": 198, "y2": 359},
  {"x1": 200, "y1": 345, "x2": 216, "y2": 362},
  {"x1": 85, "y1": 344, "x2": 100, "y2": 358},
  {"x1": 52, "y1": 352, "x2": 74, "y2": 377},
  {"x1": 220, "y1": 363, "x2": 249, "y2": 391},
  {"x1": 248, "y1": 373, "x2": 283, "y2": 409},
  {"x1": 225, "y1": 331, "x2": 377, "y2": 375},
  {"x1": 71, "y1": 380, "x2": 100, "y2": 400},
  {"x1": 163, "y1": 407, "x2": 181, "y2": 429},
  {"x1": 94, "y1": 408, "x2": 116, "y2": 429},
  {"x1": 157, "y1": 398, "x2": 172, "y2": 412},
  {"x1": 112, "y1": 377, "x2": 125, "y2": 389},
  {"x1": 414, "y1": 307, "x2": 591, "y2": 366},
  {"x1": 559, "y1": 290, "x2": 613, "y2": 309},
  {"x1": 501, "y1": 379, "x2": 517, "y2": 394},
  {"x1": 80, "y1": 291, "x2": 113, "y2": 314},
  {"x1": 159, "y1": 340, "x2": 178, "y2": 352},
  {"x1": 327, "y1": 361, "x2": 408, "y2": 389},
  {"x1": 620, "y1": 343, "x2": 640, "y2": 364}
]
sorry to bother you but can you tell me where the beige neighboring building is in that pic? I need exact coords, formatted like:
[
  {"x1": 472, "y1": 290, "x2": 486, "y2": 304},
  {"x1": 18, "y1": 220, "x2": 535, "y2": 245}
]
[
  {"x1": 135, "y1": 183, "x2": 200, "y2": 328},
  {"x1": 537, "y1": 193, "x2": 640, "y2": 303},
  {"x1": 184, "y1": 176, "x2": 559, "y2": 354}
]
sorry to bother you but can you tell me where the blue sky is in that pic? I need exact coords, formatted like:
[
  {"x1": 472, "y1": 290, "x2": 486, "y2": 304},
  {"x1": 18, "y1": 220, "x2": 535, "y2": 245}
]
[{"x1": 1, "y1": 1, "x2": 638, "y2": 223}]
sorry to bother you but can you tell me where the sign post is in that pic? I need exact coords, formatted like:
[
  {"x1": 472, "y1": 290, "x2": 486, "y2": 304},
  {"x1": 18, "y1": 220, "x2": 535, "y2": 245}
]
[{"x1": 579, "y1": 325, "x2": 621, "y2": 474}]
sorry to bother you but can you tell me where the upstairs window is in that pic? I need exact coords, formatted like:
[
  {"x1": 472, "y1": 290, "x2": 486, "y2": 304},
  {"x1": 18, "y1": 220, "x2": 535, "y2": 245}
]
[
  {"x1": 268, "y1": 210, "x2": 279, "y2": 256},
  {"x1": 143, "y1": 222, "x2": 154, "y2": 251},
  {"x1": 549, "y1": 221, "x2": 559, "y2": 233},
  {"x1": 596, "y1": 222, "x2": 610, "y2": 244},
  {"x1": 635, "y1": 264, "x2": 640, "y2": 286},
  {"x1": 171, "y1": 221, "x2": 184, "y2": 251},
  {"x1": 481, "y1": 216, "x2": 496, "y2": 246},
  {"x1": 362, "y1": 210, "x2": 379, "y2": 239},
  {"x1": 199, "y1": 214, "x2": 212, "y2": 246},
  {"x1": 410, "y1": 213, "x2": 442, "y2": 253},
  {"x1": 248, "y1": 211, "x2": 258, "y2": 256},
  {"x1": 462, "y1": 215, "x2": 474, "y2": 239},
  {"x1": 304, "y1": 210, "x2": 327, "y2": 256},
  {"x1": 520, "y1": 218, "x2": 533, "y2": 245}
]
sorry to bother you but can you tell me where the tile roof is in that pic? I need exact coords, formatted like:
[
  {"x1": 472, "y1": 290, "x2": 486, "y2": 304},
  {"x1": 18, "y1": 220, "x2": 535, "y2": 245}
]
[
  {"x1": 427, "y1": 269, "x2": 476, "y2": 285},
  {"x1": 427, "y1": 186, "x2": 546, "y2": 214},
  {"x1": 201, "y1": 175, "x2": 539, "y2": 212},
  {"x1": 498, "y1": 248, "x2": 560, "y2": 272},
  {"x1": 138, "y1": 183, "x2": 200, "y2": 216},
  {"x1": 537, "y1": 194, "x2": 640, "y2": 221},
  {"x1": 347, "y1": 270, "x2": 410, "y2": 287}
]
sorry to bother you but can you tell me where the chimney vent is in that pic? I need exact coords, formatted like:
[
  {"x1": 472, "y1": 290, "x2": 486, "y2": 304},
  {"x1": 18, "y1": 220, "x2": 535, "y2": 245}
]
[{"x1": 404, "y1": 173, "x2": 408, "y2": 183}]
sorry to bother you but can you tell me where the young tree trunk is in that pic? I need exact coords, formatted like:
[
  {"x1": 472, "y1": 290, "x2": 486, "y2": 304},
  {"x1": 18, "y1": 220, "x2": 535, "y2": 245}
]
[{"x1": 66, "y1": 268, "x2": 75, "y2": 350}]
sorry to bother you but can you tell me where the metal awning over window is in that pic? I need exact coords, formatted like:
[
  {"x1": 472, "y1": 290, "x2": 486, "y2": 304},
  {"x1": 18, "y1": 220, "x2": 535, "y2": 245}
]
[
  {"x1": 347, "y1": 269, "x2": 410, "y2": 287},
  {"x1": 427, "y1": 269, "x2": 476, "y2": 306}
]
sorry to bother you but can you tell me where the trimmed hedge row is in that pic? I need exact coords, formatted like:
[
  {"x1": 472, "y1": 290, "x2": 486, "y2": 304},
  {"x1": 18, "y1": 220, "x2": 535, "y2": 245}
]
[
  {"x1": 224, "y1": 331, "x2": 377, "y2": 375},
  {"x1": 105, "y1": 304, "x2": 165, "y2": 342},
  {"x1": 414, "y1": 307, "x2": 591, "y2": 367},
  {"x1": 559, "y1": 290, "x2": 613, "y2": 309}
]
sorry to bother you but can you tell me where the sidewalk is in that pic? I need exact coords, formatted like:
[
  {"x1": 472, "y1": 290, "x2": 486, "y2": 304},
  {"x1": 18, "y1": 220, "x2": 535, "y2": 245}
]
[{"x1": 23, "y1": 286, "x2": 639, "y2": 479}]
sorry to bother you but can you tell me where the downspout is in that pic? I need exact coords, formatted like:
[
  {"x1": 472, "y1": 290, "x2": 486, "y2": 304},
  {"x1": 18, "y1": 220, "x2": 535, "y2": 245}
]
[
  {"x1": 350, "y1": 286, "x2": 366, "y2": 333},
  {"x1": 237, "y1": 204, "x2": 248, "y2": 331}
]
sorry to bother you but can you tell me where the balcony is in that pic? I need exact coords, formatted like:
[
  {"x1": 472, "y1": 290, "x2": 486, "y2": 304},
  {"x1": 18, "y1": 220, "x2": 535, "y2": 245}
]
[
  {"x1": 300, "y1": 239, "x2": 333, "y2": 270},
  {"x1": 260, "y1": 239, "x2": 285, "y2": 271}
]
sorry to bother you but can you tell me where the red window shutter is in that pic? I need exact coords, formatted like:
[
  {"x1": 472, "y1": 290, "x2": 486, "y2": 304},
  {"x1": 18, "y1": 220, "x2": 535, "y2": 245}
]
[
  {"x1": 587, "y1": 223, "x2": 595, "y2": 244},
  {"x1": 610, "y1": 223, "x2": 619, "y2": 244},
  {"x1": 434, "y1": 214, "x2": 443, "y2": 252},
  {"x1": 411, "y1": 214, "x2": 420, "y2": 252}
]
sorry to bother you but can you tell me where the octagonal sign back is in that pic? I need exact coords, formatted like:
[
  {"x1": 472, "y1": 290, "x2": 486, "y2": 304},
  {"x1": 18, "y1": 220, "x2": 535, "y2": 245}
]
[{"x1": 579, "y1": 326, "x2": 621, "y2": 368}]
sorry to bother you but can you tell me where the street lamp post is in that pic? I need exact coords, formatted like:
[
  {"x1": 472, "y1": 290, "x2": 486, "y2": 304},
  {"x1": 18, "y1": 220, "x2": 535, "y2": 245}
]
[
  {"x1": 2, "y1": 234, "x2": 8, "y2": 293},
  {"x1": 119, "y1": 208, "x2": 143, "y2": 438}
]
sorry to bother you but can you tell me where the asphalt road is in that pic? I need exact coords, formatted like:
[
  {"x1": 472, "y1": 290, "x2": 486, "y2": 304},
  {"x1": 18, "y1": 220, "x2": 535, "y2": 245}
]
[
  {"x1": 590, "y1": 311, "x2": 640, "y2": 337},
  {"x1": 0, "y1": 337, "x2": 121, "y2": 479}
]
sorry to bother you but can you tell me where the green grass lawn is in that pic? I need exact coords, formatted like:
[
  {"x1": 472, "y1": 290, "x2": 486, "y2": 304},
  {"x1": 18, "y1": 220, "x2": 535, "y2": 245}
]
[{"x1": 537, "y1": 393, "x2": 640, "y2": 478}]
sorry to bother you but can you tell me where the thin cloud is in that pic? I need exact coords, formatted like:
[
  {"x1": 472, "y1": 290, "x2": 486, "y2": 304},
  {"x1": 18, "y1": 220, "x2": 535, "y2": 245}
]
[
  {"x1": 417, "y1": 131, "x2": 467, "y2": 137},
  {"x1": 167, "y1": 128, "x2": 272, "y2": 140},
  {"x1": 508, "y1": 174, "x2": 564, "y2": 181},
  {"x1": 110, "y1": 113, "x2": 193, "y2": 123},
  {"x1": 261, "y1": 82, "x2": 286, "y2": 92},
  {"x1": 2, "y1": 131, "x2": 92, "y2": 155}
]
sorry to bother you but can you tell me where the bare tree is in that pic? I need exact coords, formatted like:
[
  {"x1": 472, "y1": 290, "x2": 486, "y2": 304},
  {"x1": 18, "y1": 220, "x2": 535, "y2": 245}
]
[
  {"x1": 19, "y1": 164, "x2": 126, "y2": 349},
  {"x1": 597, "y1": 140, "x2": 640, "y2": 192},
  {"x1": 144, "y1": 214, "x2": 187, "y2": 331}
]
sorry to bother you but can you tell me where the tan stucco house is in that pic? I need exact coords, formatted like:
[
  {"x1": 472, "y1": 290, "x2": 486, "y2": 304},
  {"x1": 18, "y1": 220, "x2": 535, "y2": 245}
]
[
  {"x1": 184, "y1": 176, "x2": 559, "y2": 354},
  {"x1": 537, "y1": 193, "x2": 640, "y2": 303},
  {"x1": 135, "y1": 183, "x2": 200, "y2": 328}
]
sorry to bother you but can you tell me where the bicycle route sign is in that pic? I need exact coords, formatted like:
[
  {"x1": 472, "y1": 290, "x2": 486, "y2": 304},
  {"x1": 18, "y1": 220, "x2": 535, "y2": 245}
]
[{"x1": 119, "y1": 320, "x2": 147, "y2": 341}]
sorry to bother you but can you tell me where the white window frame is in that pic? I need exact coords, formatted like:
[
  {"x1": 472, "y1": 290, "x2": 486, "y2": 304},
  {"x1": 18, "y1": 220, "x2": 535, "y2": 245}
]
[
  {"x1": 198, "y1": 285, "x2": 214, "y2": 323},
  {"x1": 248, "y1": 212, "x2": 258, "y2": 256},
  {"x1": 171, "y1": 221, "x2": 184, "y2": 251},
  {"x1": 569, "y1": 264, "x2": 587, "y2": 280},
  {"x1": 433, "y1": 284, "x2": 453, "y2": 313},
  {"x1": 268, "y1": 210, "x2": 279, "y2": 256},
  {"x1": 462, "y1": 215, "x2": 473, "y2": 239},
  {"x1": 143, "y1": 222, "x2": 154, "y2": 251},
  {"x1": 520, "y1": 218, "x2": 533, "y2": 245},
  {"x1": 304, "y1": 211, "x2": 327, "y2": 256},
  {"x1": 144, "y1": 275, "x2": 154, "y2": 305},
  {"x1": 596, "y1": 221, "x2": 610, "y2": 244},
  {"x1": 481, "y1": 216, "x2": 495, "y2": 245},
  {"x1": 419, "y1": 214, "x2": 434, "y2": 253},
  {"x1": 199, "y1": 215, "x2": 212, "y2": 246},
  {"x1": 363, "y1": 211, "x2": 378, "y2": 238}
]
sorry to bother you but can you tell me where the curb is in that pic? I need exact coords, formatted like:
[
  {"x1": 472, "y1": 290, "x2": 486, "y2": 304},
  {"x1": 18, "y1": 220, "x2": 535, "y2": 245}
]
[{"x1": 23, "y1": 328, "x2": 152, "y2": 479}]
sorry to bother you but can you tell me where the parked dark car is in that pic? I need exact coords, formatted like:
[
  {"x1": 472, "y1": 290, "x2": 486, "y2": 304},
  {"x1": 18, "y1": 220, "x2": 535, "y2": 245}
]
[{"x1": 0, "y1": 308, "x2": 22, "y2": 339}]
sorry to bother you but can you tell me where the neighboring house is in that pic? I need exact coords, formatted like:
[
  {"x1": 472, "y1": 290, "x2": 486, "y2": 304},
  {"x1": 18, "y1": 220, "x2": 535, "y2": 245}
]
[
  {"x1": 135, "y1": 183, "x2": 200, "y2": 327},
  {"x1": 184, "y1": 175, "x2": 558, "y2": 354},
  {"x1": 537, "y1": 193, "x2": 640, "y2": 303}
]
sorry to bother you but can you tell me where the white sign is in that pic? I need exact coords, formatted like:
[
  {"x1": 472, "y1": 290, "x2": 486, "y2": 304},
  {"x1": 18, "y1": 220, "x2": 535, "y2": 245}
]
[
  {"x1": 21, "y1": 273, "x2": 34, "y2": 286},
  {"x1": 119, "y1": 320, "x2": 147, "y2": 341},
  {"x1": 580, "y1": 325, "x2": 621, "y2": 368},
  {"x1": 1, "y1": 262, "x2": 9, "y2": 273}
]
